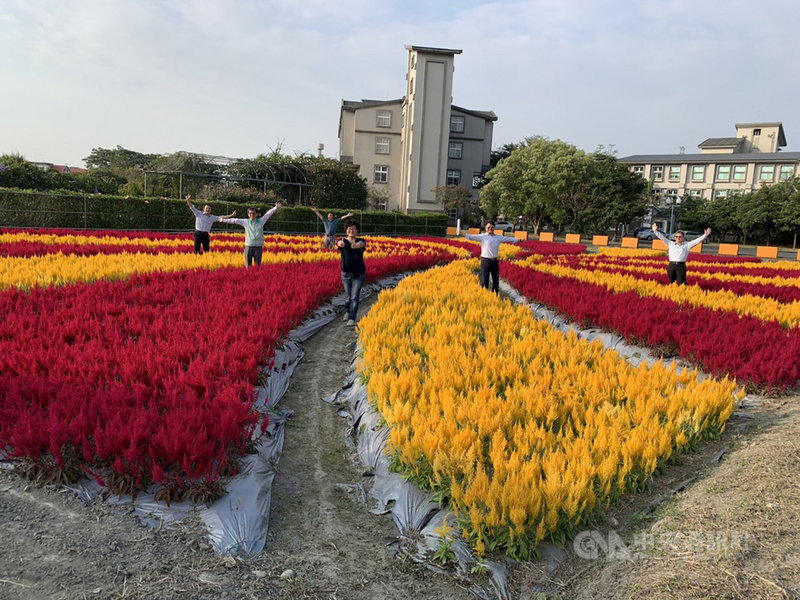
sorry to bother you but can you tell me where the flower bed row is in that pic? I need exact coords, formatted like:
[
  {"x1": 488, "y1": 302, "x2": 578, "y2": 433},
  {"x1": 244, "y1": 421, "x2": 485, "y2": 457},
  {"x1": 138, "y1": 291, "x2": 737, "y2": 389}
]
[
  {"x1": 534, "y1": 255, "x2": 800, "y2": 303},
  {"x1": 515, "y1": 255, "x2": 800, "y2": 328},
  {"x1": 503, "y1": 261, "x2": 800, "y2": 391},
  {"x1": 0, "y1": 234, "x2": 466, "y2": 291},
  {"x1": 591, "y1": 250, "x2": 800, "y2": 279},
  {"x1": 357, "y1": 260, "x2": 739, "y2": 558}
]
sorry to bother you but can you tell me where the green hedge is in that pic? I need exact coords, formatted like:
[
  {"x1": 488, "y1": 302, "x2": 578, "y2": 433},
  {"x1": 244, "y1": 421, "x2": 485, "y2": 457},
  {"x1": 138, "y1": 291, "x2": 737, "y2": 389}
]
[{"x1": 0, "y1": 189, "x2": 448, "y2": 236}]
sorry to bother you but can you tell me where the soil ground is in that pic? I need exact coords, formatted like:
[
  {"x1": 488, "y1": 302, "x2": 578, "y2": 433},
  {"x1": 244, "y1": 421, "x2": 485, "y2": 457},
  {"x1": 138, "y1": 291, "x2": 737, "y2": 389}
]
[
  {"x1": 515, "y1": 396, "x2": 800, "y2": 600},
  {"x1": 1, "y1": 292, "x2": 799, "y2": 600}
]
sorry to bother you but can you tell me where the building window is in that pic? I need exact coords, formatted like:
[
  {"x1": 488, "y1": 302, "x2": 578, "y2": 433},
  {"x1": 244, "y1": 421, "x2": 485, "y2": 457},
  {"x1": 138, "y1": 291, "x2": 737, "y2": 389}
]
[
  {"x1": 376, "y1": 110, "x2": 391, "y2": 128},
  {"x1": 450, "y1": 115, "x2": 465, "y2": 133},
  {"x1": 446, "y1": 170, "x2": 461, "y2": 186},
  {"x1": 375, "y1": 137, "x2": 390, "y2": 154},
  {"x1": 651, "y1": 166, "x2": 664, "y2": 182},
  {"x1": 716, "y1": 165, "x2": 731, "y2": 181},
  {"x1": 714, "y1": 190, "x2": 729, "y2": 200},
  {"x1": 759, "y1": 165, "x2": 775, "y2": 181},
  {"x1": 448, "y1": 141, "x2": 463, "y2": 159},
  {"x1": 779, "y1": 165, "x2": 795, "y2": 180},
  {"x1": 691, "y1": 166, "x2": 705, "y2": 181},
  {"x1": 666, "y1": 189, "x2": 678, "y2": 200},
  {"x1": 731, "y1": 190, "x2": 744, "y2": 198},
  {"x1": 669, "y1": 166, "x2": 681, "y2": 181},
  {"x1": 688, "y1": 189, "x2": 703, "y2": 198},
  {"x1": 632, "y1": 165, "x2": 644, "y2": 175},
  {"x1": 374, "y1": 165, "x2": 389, "y2": 183},
  {"x1": 733, "y1": 165, "x2": 747, "y2": 181},
  {"x1": 753, "y1": 128, "x2": 761, "y2": 136}
]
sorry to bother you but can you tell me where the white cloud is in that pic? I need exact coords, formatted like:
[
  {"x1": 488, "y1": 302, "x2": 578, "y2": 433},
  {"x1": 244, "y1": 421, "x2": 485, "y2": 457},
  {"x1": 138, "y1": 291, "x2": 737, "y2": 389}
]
[{"x1": 1, "y1": 0, "x2": 798, "y2": 166}]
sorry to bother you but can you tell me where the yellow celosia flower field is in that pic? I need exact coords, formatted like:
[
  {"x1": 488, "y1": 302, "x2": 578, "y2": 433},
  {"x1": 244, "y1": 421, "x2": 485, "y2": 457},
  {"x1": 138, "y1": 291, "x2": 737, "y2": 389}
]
[
  {"x1": 518, "y1": 254, "x2": 800, "y2": 327},
  {"x1": 0, "y1": 233, "x2": 469, "y2": 291},
  {"x1": 357, "y1": 260, "x2": 739, "y2": 558}
]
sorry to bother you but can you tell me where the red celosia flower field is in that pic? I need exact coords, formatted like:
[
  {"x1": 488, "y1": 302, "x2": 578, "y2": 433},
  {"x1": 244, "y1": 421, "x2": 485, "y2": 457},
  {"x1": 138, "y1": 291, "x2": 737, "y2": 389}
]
[
  {"x1": 2, "y1": 226, "x2": 798, "y2": 510},
  {"x1": 0, "y1": 229, "x2": 464, "y2": 501},
  {"x1": 504, "y1": 253, "x2": 800, "y2": 391}
]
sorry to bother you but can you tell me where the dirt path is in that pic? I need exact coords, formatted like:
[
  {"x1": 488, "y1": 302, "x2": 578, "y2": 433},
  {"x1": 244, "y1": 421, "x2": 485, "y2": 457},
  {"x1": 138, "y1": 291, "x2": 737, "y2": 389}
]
[
  {"x1": 0, "y1": 298, "x2": 473, "y2": 600},
  {"x1": 264, "y1": 301, "x2": 473, "y2": 600}
]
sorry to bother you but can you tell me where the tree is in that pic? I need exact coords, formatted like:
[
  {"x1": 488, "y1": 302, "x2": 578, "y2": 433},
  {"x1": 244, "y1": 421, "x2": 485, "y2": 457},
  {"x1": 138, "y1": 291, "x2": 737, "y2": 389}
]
[
  {"x1": 772, "y1": 179, "x2": 800, "y2": 247},
  {"x1": 735, "y1": 186, "x2": 780, "y2": 245},
  {"x1": 481, "y1": 137, "x2": 591, "y2": 234},
  {"x1": 0, "y1": 154, "x2": 55, "y2": 190},
  {"x1": 674, "y1": 194, "x2": 709, "y2": 231},
  {"x1": 228, "y1": 151, "x2": 309, "y2": 204},
  {"x1": 705, "y1": 195, "x2": 738, "y2": 241},
  {"x1": 83, "y1": 146, "x2": 160, "y2": 170},
  {"x1": 433, "y1": 185, "x2": 481, "y2": 225},
  {"x1": 580, "y1": 153, "x2": 648, "y2": 237},
  {"x1": 301, "y1": 157, "x2": 367, "y2": 209},
  {"x1": 71, "y1": 169, "x2": 128, "y2": 194},
  {"x1": 366, "y1": 185, "x2": 392, "y2": 210},
  {"x1": 135, "y1": 152, "x2": 221, "y2": 198},
  {"x1": 490, "y1": 142, "x2": 526, "y2": 169}
]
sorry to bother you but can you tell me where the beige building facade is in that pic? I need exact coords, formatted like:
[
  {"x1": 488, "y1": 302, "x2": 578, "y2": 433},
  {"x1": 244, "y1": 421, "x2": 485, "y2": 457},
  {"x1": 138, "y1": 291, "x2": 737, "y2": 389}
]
[
  {"x1": 620, "y1": 122, "x2": 798, "y2": 204},
  {"x1": 338, "y1": 46, "x2": 496, "y2": 213}
]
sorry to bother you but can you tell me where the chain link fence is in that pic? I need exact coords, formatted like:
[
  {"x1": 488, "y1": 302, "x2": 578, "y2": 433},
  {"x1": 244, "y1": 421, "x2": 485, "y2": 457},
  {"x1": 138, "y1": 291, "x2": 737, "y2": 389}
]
[{"x1": 0, "y1": 190, "x2": 448, "y2": 236}]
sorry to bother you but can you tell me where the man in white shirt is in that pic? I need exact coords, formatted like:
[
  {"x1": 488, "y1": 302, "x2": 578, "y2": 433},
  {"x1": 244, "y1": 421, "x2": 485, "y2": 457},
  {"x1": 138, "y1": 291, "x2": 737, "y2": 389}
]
[
  {"x1": 186, "y1": 194, "x2": 236, "y2": 254},
  {"x1": 464, "y1": 221, "x2": 519, "y2": 293},
  {"x1": 651, "y1": 223, "x2": 711, "y2": 285}
]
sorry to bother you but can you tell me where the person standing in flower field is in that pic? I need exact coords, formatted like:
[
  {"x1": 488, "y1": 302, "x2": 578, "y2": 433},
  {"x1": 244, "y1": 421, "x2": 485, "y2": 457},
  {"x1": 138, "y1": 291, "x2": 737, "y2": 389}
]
[
  {"x1": 465, "y1": 220, "x2": 519, "y2": 293},
  {"x1": 219, "y1": 203, "x2": 282, "y2": 267},
  {"x1": 311, "y1": 207, "x2": 354, "y2": 250},
  {"x1": 651, "y1": 223, "x2": 711, "y2": 285},
  {"x1": 337, "y1": 220, "x2": 366, "y2": 326},
  {"x1": 185, "y1": 194, "x2": 236, "y2": 254}
]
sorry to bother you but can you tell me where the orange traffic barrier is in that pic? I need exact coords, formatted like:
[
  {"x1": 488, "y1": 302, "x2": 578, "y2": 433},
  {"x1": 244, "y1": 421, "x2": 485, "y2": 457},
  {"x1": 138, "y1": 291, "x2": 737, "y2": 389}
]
[
  {"x1": 756, "y1": 246, "x2": 778, "y2": 259},
  {"x1": 514, "y1": 231, "x2": 529, "y2": 241},
  {"x1": 565, "y1": 233, "x2": 581, "y2": 244},
  {"x1": 592, "y1": 235, "x2": 609, "y2": 246},
  {"x1": 621, "y1": 237, "x2": 639, "y2": 249},
  {"x1": 446, "y1": 227, "x2": 458, "y2": 236},
  {"x1": 652, "y1": 239, "x2": 667, "y2": 250},
  {"x1": 718, "y1": 243, "x2": 739, "y2": 256},
  {"x1": 539, "y1": 232, "x2": 554, "y2": 242},
  {"x1": 689, "y1": 243, "x2": 703, "y2": 254},
  {"x1": 468, "y1": 228, "x2": 480, "y2": 235}
]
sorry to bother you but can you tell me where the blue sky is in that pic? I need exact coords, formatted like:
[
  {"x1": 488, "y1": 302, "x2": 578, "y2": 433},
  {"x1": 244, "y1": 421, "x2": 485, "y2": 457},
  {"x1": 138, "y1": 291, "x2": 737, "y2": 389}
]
[{"x1": 1, "y1": 0, "x2": 798, "y2": 167}]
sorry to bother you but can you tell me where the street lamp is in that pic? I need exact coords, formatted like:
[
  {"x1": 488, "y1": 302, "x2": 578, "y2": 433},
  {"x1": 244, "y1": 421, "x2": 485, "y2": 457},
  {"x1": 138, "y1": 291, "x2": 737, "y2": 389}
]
[{"x1": 666, "y1": 196, "x2": 681, "y2": 235}]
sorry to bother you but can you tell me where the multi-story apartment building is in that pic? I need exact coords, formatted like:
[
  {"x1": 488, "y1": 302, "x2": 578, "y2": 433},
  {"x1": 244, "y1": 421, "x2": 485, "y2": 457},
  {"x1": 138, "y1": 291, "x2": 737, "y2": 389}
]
[
  {"x1": 338, "y1": 46, "x2": 497, "y2": 213},
  {"x1": 619, "y1": 122, "x2": 799, "y2": 205}
]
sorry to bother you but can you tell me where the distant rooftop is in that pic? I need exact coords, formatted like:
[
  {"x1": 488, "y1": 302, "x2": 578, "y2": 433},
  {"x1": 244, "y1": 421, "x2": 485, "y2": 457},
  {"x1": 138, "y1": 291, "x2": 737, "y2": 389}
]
[
  {"x1": 697, "y1": 137, "x2": 741, "y2": 148},
  {"x1": 341, "y1": 99, "x2": 403, "y2": 112},
  {"x1": 619, "y1": 151, "x2": 800, "y2": 164},
  {"x1": 451, "y1": 104, "x2": 498, "y2": 122},
  {"x1": 404, "y1": 45, "x2": 462, "y2": 55}
]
